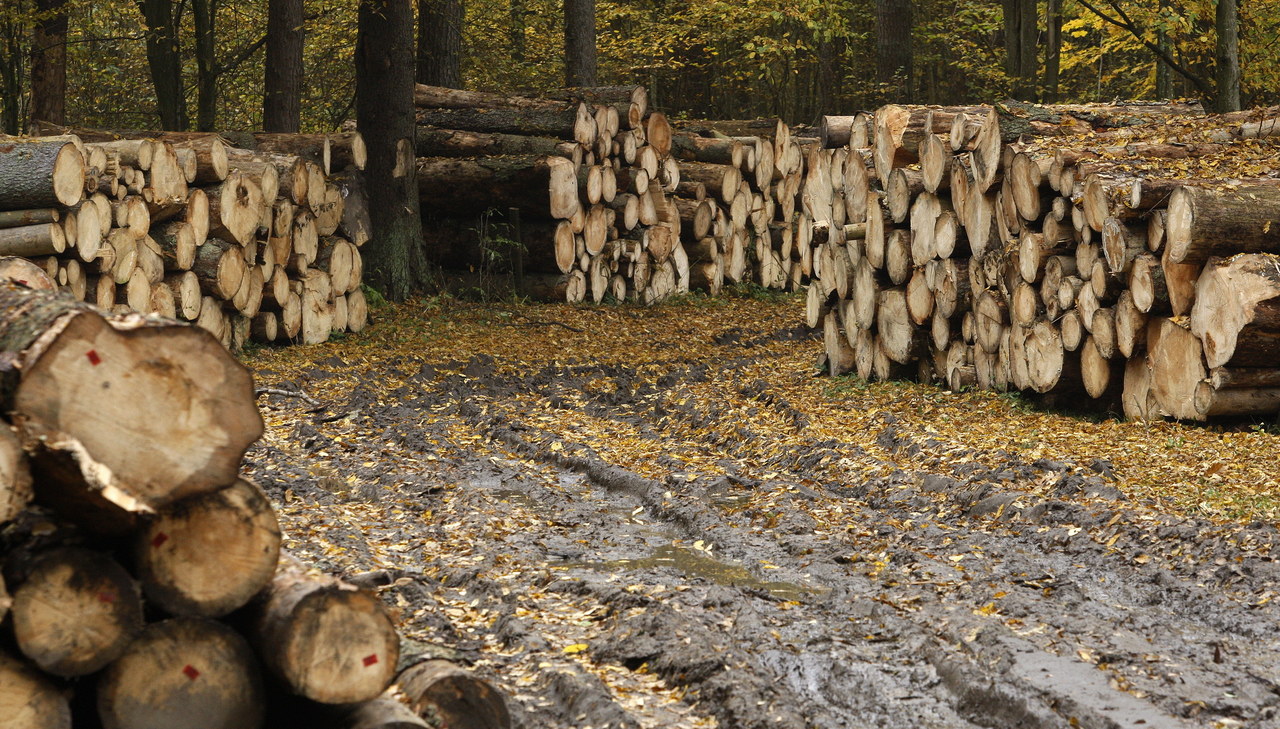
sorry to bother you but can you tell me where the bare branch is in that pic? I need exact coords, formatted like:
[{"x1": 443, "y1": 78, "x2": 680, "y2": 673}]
[{"x1": 1074, "y1": 0, "x2": 1215, "y2": 99}]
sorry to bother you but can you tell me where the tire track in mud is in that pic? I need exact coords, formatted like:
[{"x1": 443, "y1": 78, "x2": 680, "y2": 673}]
[{"x1": 250, "y1": 334, "x2": 1280, "y2": 729}]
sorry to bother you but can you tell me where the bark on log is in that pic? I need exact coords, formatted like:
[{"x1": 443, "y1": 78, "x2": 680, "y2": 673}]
[
  {"x1": 416, "y1": 156, "x2": 579, "y2": 219},
  {"x1": 0, "y1": 420, "x2": 33, "y2": 524},
  {"x1": 414, "y1": 127, "x2": 580, "y2": 161},
  {"x1": 0, "y1": 223, "x2": 65, "y2": 257},
  {"x1": 415, "y1": 105, "x2": 595, "y2": 145},
  {"x1": 0, "y1": 285, "x2": 262, "y2": 514},
  {"x1": 398, "y1": 659, "x2": 511, "y2": 729},
  {"x1": 414, "y1": 84, "x2": 573, "y2": 112},
  {"x1": 1167, "y1": 184, "x2": 1280, "y2": 263},
  {"x1": 0, "y1": 139, "x2": 84, "y2": 208},
  {"x1": 135, "y1": 478, "x2": 281, "y2": 618},
  {"x1": 253, "y1": 558, "x2": 399, "y2": 704},
  {"x1": 0, "y1": 208, "x2": 59, "y2": 228},
  {"x1": 96, "y1": 617, "x2": 264, "y2": 729}
]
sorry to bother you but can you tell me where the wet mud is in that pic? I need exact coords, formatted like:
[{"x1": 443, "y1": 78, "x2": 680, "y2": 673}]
[{"x1": 247, "y1": 322, "x2": 1280, "y2": 729}]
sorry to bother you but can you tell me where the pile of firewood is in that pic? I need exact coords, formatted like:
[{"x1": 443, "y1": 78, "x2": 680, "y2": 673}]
[
  {"x1": 0, "y1": 284, "x2": 508, "y2": 729},
  {"x1": 411, "y1": 84, "x2": 809, "y2": 302},
  {"x1": 0, "y1": 122, "x2": 373, "y2": 349},
  {"x1": 805, "y1": 99, "x2": 1280, "y2": 421}
]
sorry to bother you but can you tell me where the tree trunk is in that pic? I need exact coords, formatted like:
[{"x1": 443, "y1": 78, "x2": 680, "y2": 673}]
[
  {"x1": 874, "y1": 0, "x2": 912, "y2": 102},
  {"x1": 192, "y1": 0, "x2": 218, "y2": 131},
  {"x1": 1214, "y1": 0, "x2": 1240, "y2": 113},
  {"x1": 9, "y1": 547, "x2": 144, "y2": 676},
  {"x1": 358, "y1": 0, "x2": 427, "y2": 300},
  {"x1": 417, "y1": 0, "x2": 463, "y2": 88},
  {"x1": 1043, "y1": 0, "x2": 1062, "y2": 102},
  {"x1": 1155, "y1": 0, "x2": 1172, "y2": 98},
  {"x1": 265, "y1": 0, "x2": 305, "y2": 133},
  {"x1": 137, "y1": 0, "x2": 188, "y2": 130},
  {"x1": 28, "y1": 0, "x2": 68, "y2": 126},
  {"x1": 509, "y1": 0, "x2": 526, "y2": 62},
  {"x1": 564, "y1": 0, "x2": 597, "y2": 87},
  {"x1": 97, "y1": 618, "x2": 265, "y2": 729}
]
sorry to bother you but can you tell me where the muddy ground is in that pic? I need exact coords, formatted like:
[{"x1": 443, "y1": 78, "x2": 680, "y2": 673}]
[{"x1": 245, "y1": 295, "x2": 1280, "y2": 729}]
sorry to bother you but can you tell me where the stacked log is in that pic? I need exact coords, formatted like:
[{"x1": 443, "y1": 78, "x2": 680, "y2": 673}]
[
  {"x1": 2, "y1": 123, "x2": 373, "y2": 348},
  {"x1": 807, "y1": 100, "x2": 1280, "y2": 421},
  {"x1": 413, "y1": 84, "x2": 810, "y2": 302},
  {"x1": 0, "y1": 284, "x2": 507, "y2": 729},
  {"x1": 670, "y1": 117, "x2": 809, "y2": 293}
]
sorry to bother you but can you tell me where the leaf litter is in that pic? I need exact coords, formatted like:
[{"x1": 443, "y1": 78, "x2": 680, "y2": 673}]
[{"x1": 242, "y1": 291, "x2": 1280, "y2": 729}]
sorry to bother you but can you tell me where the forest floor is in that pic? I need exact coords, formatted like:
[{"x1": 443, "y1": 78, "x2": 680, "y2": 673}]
[{"x1": 243, "y1": 289, "x2": 1280, "y2": 729}]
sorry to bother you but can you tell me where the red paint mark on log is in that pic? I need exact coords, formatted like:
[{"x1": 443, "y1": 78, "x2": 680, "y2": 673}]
[
  {"x1": 151, "y1": 532, "x2": 169, "y2": 548},
  {"x1": 363, "y1": 654, "x2": 379, "y2": 667},
  {"x1": 183, "y1": 665, "x2": 200, "y2": 680},
  {"x1": 86, "y1": 349, "x2": 101, "y2": 365}
]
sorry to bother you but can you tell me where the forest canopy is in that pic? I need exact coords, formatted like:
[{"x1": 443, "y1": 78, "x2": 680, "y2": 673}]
[{"x1": 0, "y1": 0, "x2": 1274, "y2": 134}]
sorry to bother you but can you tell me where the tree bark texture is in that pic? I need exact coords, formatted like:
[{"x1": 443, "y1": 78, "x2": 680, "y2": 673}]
[
  {"x1": 192, "y1": 0, "x2": 218, "y2": 132},
  {"x1": 563, "y1": 0, "x2": 597, "y2": 87},
  {"x1": 357, "y1": 0, "x2": 427, "y2": 301},
  {"x1": 1215, "y1": 0, "x2": 1240, "y2": 112},
  {"x1": 417, "y1": 0, "x2": 464, "y2": 88},
  {"x1": 28, "y1": 0, "x2": 68, "y2": 127},
  {"x1": 137, "y1": 0, "x2": 188, "y2": 130},
  {"x1": 265, "y1": 0, "x2": 305, "y2": 133}
]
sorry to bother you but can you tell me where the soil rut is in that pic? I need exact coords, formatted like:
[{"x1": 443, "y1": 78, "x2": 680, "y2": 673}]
[{"x1": 245, "y1": 299, "x2": 1280, "y2": 729}]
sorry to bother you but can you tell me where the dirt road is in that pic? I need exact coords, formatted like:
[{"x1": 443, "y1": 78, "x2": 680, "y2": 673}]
[{"x1": 245, "y1": 295, "x2": 1280, "y2": 729}]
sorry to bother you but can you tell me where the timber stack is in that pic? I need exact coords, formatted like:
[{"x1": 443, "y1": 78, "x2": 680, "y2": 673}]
[
  {"x1": 805, "y1": 98, "x2": 1280, "y2": 422},
  {"x1": 411, "y1": 84, "x2": 809, "y2": 301},
  {"x1": 0, "y1": 123, "x2": 373, "y2": 348},
  {"x1": 0, "y1": 283, "x2": 509, "y2": 729}
]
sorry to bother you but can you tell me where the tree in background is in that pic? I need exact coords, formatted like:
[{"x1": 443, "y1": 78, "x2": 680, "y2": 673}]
[
  {"x1": 1215, "y1": 0, "x2": 1239, "y2": 112},
  {"x1": 137, "y1": 0, "x2": 187, "y2": 129},
  {"x1": 417, "y1": 0, "x2": 464, "y2": 87},
  {"x1": 1001, "y1": 0, "x2": 1036, "y2": 99},
  {"x1": 874, "y1": 0, "x2": 912, "y2": 103},
  {"x1": 564, "y1": 0, "x2": 596, "y2": 86},
  {"x1": 357, "y1": 0, "x2": 427, "y2": 300},
  {"x1": 0, "y1": 8, "x2": 22, "y2": 133},
  {"x1": 264, "y1": 0, "x2": 304, "y2": 131},
  {"x1": 1043, "y1": 0, "x2": 1062, "y2": 102},
  {"x1": 29, "y1": 0, "x2": 68, "y2": 126},
  {"x1": 1073, "y1": 0, "x2": 1237, "y2": 111}
]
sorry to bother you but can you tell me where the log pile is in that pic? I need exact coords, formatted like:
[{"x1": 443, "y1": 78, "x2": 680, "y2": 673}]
[
  {"x1": 0, "y1": 123, "x2": 372, "y2": 349},
  {"x1": 806, "y1": 100, "x2": 1280, "y2": 421},
  {"x1": 412, "y1": 84, "x2": 809, "y2": 301},
  {"x1": 0, "y1": 284, "x2": 508, "y2": 729}
]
